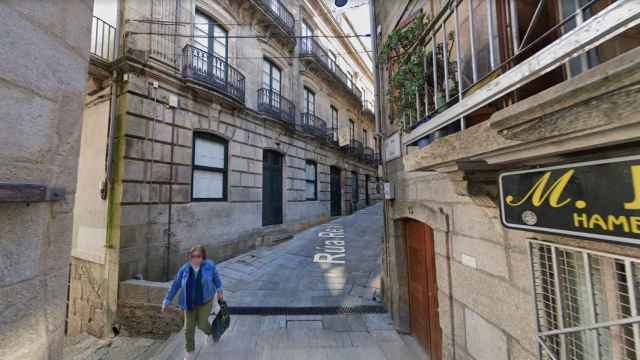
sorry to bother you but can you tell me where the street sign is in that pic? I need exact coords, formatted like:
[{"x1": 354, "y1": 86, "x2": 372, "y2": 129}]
[
  {"x1": 384, "y1": 132, "x2": 401, "y2": 161},
  {"x1": 499, "y1": 155, "x2": 640, "y2": 245}
]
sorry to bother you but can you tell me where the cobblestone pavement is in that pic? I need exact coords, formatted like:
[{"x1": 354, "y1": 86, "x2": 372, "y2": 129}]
[{"x1": 153, "y1": 203, "x2": 428, "y2": 360}]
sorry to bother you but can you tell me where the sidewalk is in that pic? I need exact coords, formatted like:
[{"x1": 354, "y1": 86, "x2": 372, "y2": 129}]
[{"x1": 154, "y1": 313, "x2": 427, "y2": 360}]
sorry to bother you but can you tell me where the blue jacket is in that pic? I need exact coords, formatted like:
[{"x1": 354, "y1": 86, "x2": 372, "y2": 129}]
[{"x1": 164, "y1": 259, "x2": 223, "y2": 310}]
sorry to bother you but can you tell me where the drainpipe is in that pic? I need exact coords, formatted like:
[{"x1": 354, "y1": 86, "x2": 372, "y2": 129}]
[
  {"x1": 105, "y1": 0, "x2": 124, "y2": 190},
  {"x1": 369, "y1": 0, "x2": 382, "y2": 136}
]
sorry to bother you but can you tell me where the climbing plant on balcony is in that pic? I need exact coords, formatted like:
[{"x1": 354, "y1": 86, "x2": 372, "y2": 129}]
[{"x1": 379, "y1": 14, "x2": 458, "y2": 131}]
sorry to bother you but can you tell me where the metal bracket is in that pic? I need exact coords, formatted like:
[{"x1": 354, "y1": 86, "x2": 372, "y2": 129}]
[{"x1": 0, "y1": 183, "x2": 66, "y2": 203}]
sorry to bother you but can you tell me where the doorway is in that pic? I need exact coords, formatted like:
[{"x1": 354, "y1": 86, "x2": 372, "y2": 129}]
[
  {"x1": 351, "y1": 171, "x2": 358, "y2": 213},
  {"x1": 330, "y1": 166, "x2": 341, "y2": 217},
  {"x1": 262, "y1": 150, "x2": 283, "y2": 226},
  {"x1": 405, "y1": 219, "x2": 442, "y2": 359},
  {"x1": 365, "y1": 174, "x2": 370, "y2": 206}
]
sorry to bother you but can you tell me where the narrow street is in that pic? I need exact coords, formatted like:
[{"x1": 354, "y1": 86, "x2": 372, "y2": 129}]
[{"x1": 153, "y1": 203, "x2": 427, "y2": 360}]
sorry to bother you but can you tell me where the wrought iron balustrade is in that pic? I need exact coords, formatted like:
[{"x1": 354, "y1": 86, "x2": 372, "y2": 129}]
[
  {"x1": 325, "y1": 127, "x2": 339, "y2": 145},
  {"x1": 363, "y1": 100, "x2": 375, "y2": 116},
  {"x1": 254, "y1": 0, "x2": 295, "y2": 34},
  {"x1": 363, "y1": 147, "x2": 374, "y2": 162},
  {"x1": 90, "y1": 16, "x2": 116, "y2": 61},
  {"x1": 343, "y1": 138, "x2": 363, "y2": 156},
  {"x1": 182, "y1": 44, "x2": 246, "y2": 103},
  {"x1": 257, "y1": 88, "x2": 296, "y2": 126},
  {"x1": 299, "y1": 113, "x2": 327, "y2": 138},
  {"x1": 373, "y1": 153, "x2": 382, "y2": 165},
  {"x1": 299, "y1": 37, "x2": 363, "y2": 102}
]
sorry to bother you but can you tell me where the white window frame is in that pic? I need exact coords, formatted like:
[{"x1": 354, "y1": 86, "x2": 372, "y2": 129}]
[{"x1": 192, "y1": 133, "x2": 228, "y2": 201}]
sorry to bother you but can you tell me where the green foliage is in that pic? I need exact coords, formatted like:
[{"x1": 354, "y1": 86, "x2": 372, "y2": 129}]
[{"x1": 380, "y1": 15, "x2": 458, "y2": 130}]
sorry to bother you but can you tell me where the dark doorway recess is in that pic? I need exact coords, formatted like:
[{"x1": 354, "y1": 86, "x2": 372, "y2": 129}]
[{"x1": 262, "y1": 150, "x2": 283, "y2": 226}]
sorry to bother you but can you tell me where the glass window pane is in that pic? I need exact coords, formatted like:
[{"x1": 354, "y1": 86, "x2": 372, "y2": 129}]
[
  {"x1": 193, "y1": 170, "x2": 223, "y2": 199},
  {"x1": 457, "y1": 1, "x2": 474, "y2": 91},
  {"x1": 305, "y1": 181, "x2": 315, "y2": 199},
  {"x1": 472, "y1": 0, "x2": 491, "y2": 79},
  {"x1": 194, "y1": 137, "x2": 225, "y2": 168},
  {"x1": 445, "y1": 14, "x2": 460, "y2": 102},
  {"x1": 435, "y1": 26, "x2": 446, "y2": 108},
  {"x1": 305, "y1": 162, "x2": 316, "y2": 181}
]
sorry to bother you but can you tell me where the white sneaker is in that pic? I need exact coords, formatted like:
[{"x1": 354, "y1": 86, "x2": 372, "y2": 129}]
[{"x1": 184, "y1": 352, "x2": 194, "y2": 360}]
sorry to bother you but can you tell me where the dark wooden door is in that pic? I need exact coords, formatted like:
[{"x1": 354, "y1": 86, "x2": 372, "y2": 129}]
[
  {"x1": 262, "y1": 150, "x2": 283, "y2": 226},
  {"x1": 365, "y1": 175, "x2": 370, "y2": 206},
  {"x1": 406, "y1": 219, "x2": 442, "y2": 359},
  {"x1": 330, "y1": 166, "x2": 341, "y2": 216},
  {"x1": 351, "y1": 171, "x2": 358, "y2": 212}
]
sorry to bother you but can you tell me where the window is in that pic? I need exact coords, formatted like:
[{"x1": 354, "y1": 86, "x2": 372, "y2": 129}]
[
  {"x1": 349, "y1": 119, "x2": 355, "y2": 141},
  {"x1": 305, "y1": 161, "x2": 317, "y2": 200},
  {"x1": 328, "y1": 50, "x2": 337, "y2": 71},
  {"x1": 363, "y1": 129, "x2": 368, "y2": 147},
  {"x1": 262, "y1": 59, "x2": 281, "y2": 107},
  {"x1": 194, "y1": 11, "x2": 227, "y2": 79},
  {"x1": 302, "y1": 21, "x2": 313, "y2": 53},
  {"x1": 530, "y1": 241, "x2": 640, "y2": 360},
  {"x1": 304, "y1": 87, "x2": 315, "y2": 115},
  {"x1": 330, "y1": 105, "x2": 339, "y2": 141},
  {"x1": 192, "y1": 133, "x2": 227, "y2": 201},
  {"x1": 262, "y1": 59, "x2": 281, "y2": 93}
]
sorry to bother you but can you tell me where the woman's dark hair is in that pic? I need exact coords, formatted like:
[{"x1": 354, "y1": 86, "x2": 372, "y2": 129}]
[{"x1": 189, "y1": 245, "x2": 207, "y2": 260}]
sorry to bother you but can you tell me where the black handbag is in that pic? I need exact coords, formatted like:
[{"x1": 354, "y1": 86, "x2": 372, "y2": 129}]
[{"x1": 210, "y1": 300, "x2": 230, "y2": 342}]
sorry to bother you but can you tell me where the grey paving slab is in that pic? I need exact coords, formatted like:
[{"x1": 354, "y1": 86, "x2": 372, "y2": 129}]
[
  {"x1": 212, "y1": 204, "x2": 384, "y2": 308},
  {"x1": 154, "y1": 205, "x2": 427, "y2": 360}
]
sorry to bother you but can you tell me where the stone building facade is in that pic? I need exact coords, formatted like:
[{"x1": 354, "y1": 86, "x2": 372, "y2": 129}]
[
  {"x1": 373, "y1": 1, "x2": 640, "y2": 360},
  {"x1": 0, "y1": 1, "x2": 94, "y2": 359},
  {"x1": 68, "y1": 0, "x2": 380, "y2": 337}
]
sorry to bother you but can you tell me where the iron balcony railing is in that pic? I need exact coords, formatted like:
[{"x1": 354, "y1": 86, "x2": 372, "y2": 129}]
[
  {"x1": 343, "y1": 138, "x2": 363, "y2": 156},
  {"x1": 182, "y1": 44, "x2": 246, "y2": 103},
  {"x1": 257, "y1": 88, "x2": 296, "y2": 126},
  {"x1": 253, "y1": 0, "x2": 295, "y2": 34},
  {"x1": 299, "y1": 113, "x2": 327, "y2": 138},
  {"x1": 90, "y1": 15, "x2": 116, "y2": 61},
  {"x1": 325, "y1": 127, "x2": 339, "y2": 146},
  {"x1": 299, "y1": 37, "x2": 363, "y2": 101},
  {"x1": 363, "y1": 100, "x2": 375, "y2": 116},
  {"x1": 401, "y1": 0, "x2": 638, "y2": 144},
  {"x1": 373, "y1": 153, "x2": 382, "y2": 165},
  {"x1": 363, "y1": 147, "x2": 374, "y2": 162}
]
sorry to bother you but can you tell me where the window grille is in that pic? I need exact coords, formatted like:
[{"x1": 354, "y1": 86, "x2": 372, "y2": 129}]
[{"x1": 530, "y1": 240, "x2": 640, "y2": 360}]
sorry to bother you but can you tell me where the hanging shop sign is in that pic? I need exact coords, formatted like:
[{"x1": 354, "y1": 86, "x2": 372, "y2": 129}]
[{"x1": 499, "y1": 155, "x2": 640, "y2": 245}]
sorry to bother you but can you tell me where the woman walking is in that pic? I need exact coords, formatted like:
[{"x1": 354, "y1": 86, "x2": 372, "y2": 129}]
[{"x1": 162, "y1": 245, "x2": 224, "y2": 360}]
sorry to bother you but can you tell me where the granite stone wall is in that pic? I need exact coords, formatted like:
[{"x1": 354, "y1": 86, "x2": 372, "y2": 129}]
[{"x1": 0, "y1": 1, "x2": 94, "y2": 359}]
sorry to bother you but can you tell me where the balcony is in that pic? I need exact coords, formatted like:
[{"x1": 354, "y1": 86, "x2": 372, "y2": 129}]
[
  {"x1": 299, "y1": 113, "x2": 327, "y2": 139},
  {"x1": 325, "y1": 128, "x2": 339, "y2": 146},
  {"x1": 89, "y1": 15, "x2": 116, "y2": 76},
  {"x1": 362, "y1": 100, "x2": 375, "y2": 118},
  {"x1": 257, "y1": 88, "x2": 296, "y2": 126},
  {"x1": 342, "y1": 139, "x2": 363, "y2": 157},
  {"x1": 248, "y1": 0, "x2": 295, "y2": 43},
  {"x1": 182, "y1": 45, "x2": 245, "y2": 104},
  {"x1": 362, "y1": 147, "x2": 374, "y2": 162},
  {"x1": 373, "y1": 153, "x2": 382, "y2": 165},
  {"x1": 300, "y1": 37, "x2": 363, "y2": 105}
]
